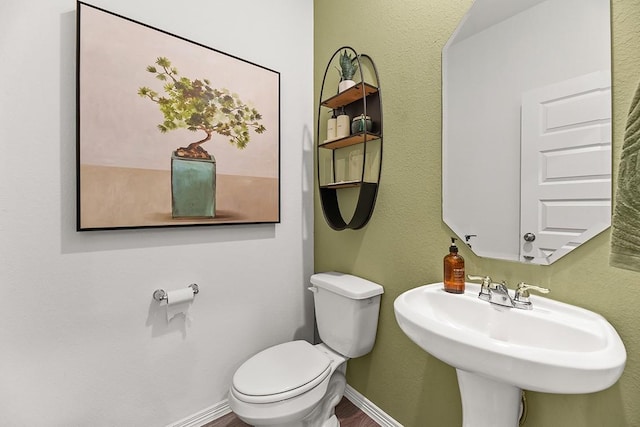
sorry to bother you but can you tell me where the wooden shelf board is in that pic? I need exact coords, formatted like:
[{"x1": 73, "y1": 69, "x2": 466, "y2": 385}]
[
  {"x1": 320, "y1": 132, "x2": 380, "y2": 150},
  {"x1": 321, "y1": 82, "x2": 379, "y2": 110},
  {"x1": 320, "y1": 181, "x2": 362, "y2": 189}
]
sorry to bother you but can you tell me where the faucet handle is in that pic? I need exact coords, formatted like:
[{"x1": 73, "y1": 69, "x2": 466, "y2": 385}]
[
  {"x1": 515, "y1": 282, "x2": 550, "y2": 299},
  {"x1": 467, "y1": 275, "x2": 492, "y2": 301},
  {"x1": 467, "y1": 275, "x2": 492, "y2": 285}
]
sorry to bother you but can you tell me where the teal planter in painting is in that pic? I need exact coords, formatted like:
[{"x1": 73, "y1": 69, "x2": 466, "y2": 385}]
[{"x1": 171, "y1": 153, "x2": 216, "y2": 218}]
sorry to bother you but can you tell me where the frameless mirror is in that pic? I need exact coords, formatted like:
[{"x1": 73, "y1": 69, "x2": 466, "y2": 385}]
[{"x1": 442, "y1": 0, "x2": 612, "y2": 265}]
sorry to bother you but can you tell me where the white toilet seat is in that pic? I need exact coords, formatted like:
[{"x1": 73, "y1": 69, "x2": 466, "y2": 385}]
[
  {"x1": 231, "y1": 340, "x2": 332, "y2": 404},
  {"x1": 229, "y1": 370, "x2": 334, "y2": 426}
]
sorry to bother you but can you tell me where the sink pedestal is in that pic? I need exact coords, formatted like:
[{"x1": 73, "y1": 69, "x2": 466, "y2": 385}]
[{"x1": 457, "y1": 370, "x2": 520, "y2": 427}]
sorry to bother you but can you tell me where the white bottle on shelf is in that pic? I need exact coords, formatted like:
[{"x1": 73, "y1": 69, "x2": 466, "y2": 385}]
[
  {"x1": 336, "y1": 114, "x2": 350, "y2": 138},
  {"x1": 326, "y1": 113, "x2": 337, "y2": 141}
]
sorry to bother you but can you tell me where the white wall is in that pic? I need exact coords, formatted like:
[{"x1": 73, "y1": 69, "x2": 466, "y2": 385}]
[{"x1": 0, "y1": 1, "x2": 314, "y2": 425}]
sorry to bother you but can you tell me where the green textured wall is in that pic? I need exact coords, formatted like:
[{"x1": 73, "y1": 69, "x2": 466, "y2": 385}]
[{"x1": 314, "y1": 1, "x2": 640, "y2": 426}]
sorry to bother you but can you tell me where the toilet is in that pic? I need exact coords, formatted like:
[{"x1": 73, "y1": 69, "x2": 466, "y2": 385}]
[{"x1": 228, "y1": 272, "x2": 384, "y2": 427}]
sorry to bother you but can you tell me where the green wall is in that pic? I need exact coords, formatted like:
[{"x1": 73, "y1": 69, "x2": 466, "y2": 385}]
[{"x1": 314, "y1": 1, "x2": 640, "y2": 426}]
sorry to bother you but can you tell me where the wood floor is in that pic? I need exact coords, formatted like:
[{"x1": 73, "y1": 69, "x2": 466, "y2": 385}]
[{"x1": 203, "y1": 397, "x2": 380, "y2": 427}]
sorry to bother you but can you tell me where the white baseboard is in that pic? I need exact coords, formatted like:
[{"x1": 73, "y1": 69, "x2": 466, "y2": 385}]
[
  {"x1": 166, "y1": 399, "x2": 231, "y2": 427},
  {"x1": 169, "y1": 384, "x2": 402, "y2": 427},
  {"x1": 344, "y1": 384, "x2": 403, "y2": 427}
]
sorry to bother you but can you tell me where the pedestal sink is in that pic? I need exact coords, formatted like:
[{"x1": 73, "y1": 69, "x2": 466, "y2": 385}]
[{"x1": 394, "y1": 282, "x2": 626, "y2": 427}]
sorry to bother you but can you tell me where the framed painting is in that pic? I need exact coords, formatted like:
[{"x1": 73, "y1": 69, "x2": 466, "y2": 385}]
[{"x1": 76, "y1": 2, "x2": 280, "y2": 230}]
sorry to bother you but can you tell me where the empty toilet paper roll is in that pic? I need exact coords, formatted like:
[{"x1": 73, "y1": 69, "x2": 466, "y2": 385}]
[{"x1": 165, "y1": 288, "x2": 194, "y2": 322}]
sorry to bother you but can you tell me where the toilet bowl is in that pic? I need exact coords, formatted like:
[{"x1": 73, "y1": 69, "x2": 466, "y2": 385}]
[
  {"x1": 229, "y1": 341, "x2": 347, "y2": 427},
  {"x1": 228, "y1": 272, "x2": 384, "y2": 427}
]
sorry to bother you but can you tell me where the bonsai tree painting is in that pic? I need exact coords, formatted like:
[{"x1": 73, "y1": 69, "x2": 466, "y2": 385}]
[
  {"x1": 138, "y1": 56, "x2": 266, "y2": 159},
  {"x1": 137, "y1": 56, "x2": 267, "y2": 218}
]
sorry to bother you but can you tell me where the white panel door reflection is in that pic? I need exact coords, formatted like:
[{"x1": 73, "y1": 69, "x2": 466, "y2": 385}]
[{"x1": 520, "y1": 71, "x2": 612, "y2": 264}]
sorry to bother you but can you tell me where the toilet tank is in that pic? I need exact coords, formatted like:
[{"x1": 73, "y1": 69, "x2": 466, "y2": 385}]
[{"x1": 310, "y1": 272, "x2": 384, "y2": 358}]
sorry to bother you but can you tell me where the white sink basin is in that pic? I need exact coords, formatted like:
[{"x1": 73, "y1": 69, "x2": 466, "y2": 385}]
[{"x1": 394, "y1": 282, "x2": 626, "y2": 426}]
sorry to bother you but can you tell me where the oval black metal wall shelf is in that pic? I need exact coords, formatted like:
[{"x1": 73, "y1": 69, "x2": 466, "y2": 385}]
[{"x1": 316, "y1": 47, "x2": 383, "y2": 230}]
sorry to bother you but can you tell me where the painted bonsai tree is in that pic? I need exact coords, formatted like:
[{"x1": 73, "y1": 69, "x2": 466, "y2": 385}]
[{"x1": 138, "y1": 57, "x2": 266, "y2": 160}]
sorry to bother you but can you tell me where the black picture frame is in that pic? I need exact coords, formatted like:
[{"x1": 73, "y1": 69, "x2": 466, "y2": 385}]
[{"x1": 76, "y1": 2, "x2": 281, "y2": 231}]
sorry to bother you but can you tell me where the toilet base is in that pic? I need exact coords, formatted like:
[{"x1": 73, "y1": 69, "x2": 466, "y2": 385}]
[
  {"x1": 253, "y1": 414, "x2": 338, "y2": 427},
  {"x1": 323, "y1": 414, "x2": 339, "y2": 427},
  {"x1": 302, "y1": 368, "x2": 346, "y2": 427}
]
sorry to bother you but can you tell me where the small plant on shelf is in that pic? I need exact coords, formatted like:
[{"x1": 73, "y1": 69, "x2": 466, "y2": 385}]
[{"x1": 336, "y1": 50, "x2": 358, "y2": 92}]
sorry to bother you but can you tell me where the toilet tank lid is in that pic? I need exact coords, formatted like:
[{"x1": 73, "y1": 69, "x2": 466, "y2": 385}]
[{"x1": 310, "y1": 272, "x2": 384, "y2": 299}]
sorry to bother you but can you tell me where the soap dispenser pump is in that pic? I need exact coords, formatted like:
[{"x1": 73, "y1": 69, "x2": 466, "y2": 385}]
[{"x1": 444, "y1": 237, "x2": 465, "y2": 294}]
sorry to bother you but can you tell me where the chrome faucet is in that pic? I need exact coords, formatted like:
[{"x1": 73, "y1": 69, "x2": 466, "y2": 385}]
[{"x1": 467, "y1": 275, "x2": 549, "y2": 310}]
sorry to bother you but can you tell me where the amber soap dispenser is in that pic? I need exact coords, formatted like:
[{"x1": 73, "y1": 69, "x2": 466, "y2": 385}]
[{"x1": 444, "y1": 237, "x2": 465, "y2": 293}]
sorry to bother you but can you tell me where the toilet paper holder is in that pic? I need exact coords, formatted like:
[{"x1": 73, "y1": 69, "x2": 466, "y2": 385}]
[{"x1": 153, "y1": 283, "x2": 199, "y2": 302}]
